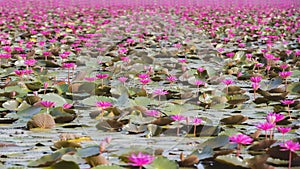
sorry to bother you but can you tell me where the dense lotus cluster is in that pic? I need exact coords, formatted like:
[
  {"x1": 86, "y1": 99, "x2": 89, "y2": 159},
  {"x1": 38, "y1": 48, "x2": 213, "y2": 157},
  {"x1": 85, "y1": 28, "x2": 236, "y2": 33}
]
[{"x1": 0, "y1": 0, "x2": 299, "y2": 168}]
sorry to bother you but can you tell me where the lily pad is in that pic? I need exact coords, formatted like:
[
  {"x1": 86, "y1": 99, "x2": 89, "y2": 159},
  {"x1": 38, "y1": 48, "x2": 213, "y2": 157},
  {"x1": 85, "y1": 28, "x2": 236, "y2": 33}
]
[
  {"x1": 144, "y1": 156, "x2": 179, "y2": 169},
  {"x1": 28, "y1": 148, "x2": 76, "y2": 167}
]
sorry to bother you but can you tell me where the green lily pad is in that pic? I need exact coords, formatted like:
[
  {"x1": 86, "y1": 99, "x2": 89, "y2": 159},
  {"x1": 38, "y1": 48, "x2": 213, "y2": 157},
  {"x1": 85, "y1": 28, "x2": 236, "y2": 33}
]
[
  {"x1": 198, "y1": 135, "x2": 229, "y2": 149},
  {"x1": 2, "y1": 100, "x2": 19, "y2": 111},
  {"x1": 215, "y1": 155, "x2": 248, "y2": 168},
  {"x1": 144, "y1": 156, "x2": 179, "y2": 169},
  {"x1": 41, "y1": 93, "x2": 67, "y2": 107},
  {"x1": 49, "y1": 160, "x2": 80, "y2": 169},
  {"x1": 81, "y1": 96, "x2": 114, "y2": 106},
  {"x1": 91, "y1": 165, "x2": 126, "y2": 169},
  {"x1": 28, "y1": 148, "x2": 76, "y2": 167},
  {"x1": 77, "y1": 145, "x2": 100, "y2": 158}
]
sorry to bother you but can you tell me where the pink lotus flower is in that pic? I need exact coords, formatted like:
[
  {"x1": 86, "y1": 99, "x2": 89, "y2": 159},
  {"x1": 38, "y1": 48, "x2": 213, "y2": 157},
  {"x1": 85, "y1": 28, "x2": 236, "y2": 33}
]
[
  {"x1": 95, "y1": 101, "x2": 112, "y2": 110},
  {"x1": 222, "y1": 79, "x2": 234, "y2": 94},
  {"x1": 14, "y1": 70, "x2": 26, "y2": 76},
  {"x1": 0, "y1": 53, "x2": 11, "y2": 59},
  {"x1": 256, "y1": 122, "x2": 275, "y2": 131},
  {"x1": 197, "y1": 67, "x2": 205, "y2": 73},
  {"x1": 285, "y1": 50, "x2": 292, "y2": 55},
  {"x1": 266, "y1": 112, "x2": 285, "y2": 124},
  {"x1": 195, "y1": 80, "x2": 204, "y2": 86},
  {"x1": 62, "y1": 103, "x2": 73, "y2": 109},
  {"x1": 251, "y1": 83, "x2": 260, "y2": 90},
  {"x1": 62, "y1": 62, "x2": 76, "y2": 69},
  {"x1": 277, "y1": 126, "x2": 291, "y2": 135},
  {"x1": 265, "y1": 53, "x2": 274, "y2": 60},
  {"x1": 222, "y1": 79, "x2": 234, "y2": 85},
  {"x1": 246, "y1": 53, "x2": 252, "y2": 59},
  {"x1": 2, "y1": 46, "x2": 12, "y2": 53},
  {"x1": 193, "y1": 117, "x2": 202, "y2": 125},
  {"x1": 238, "y1": 43, "x2": 246, "y2": 48},
  {"x1": 152, "y1": 88, "x2": 168, "y2": 95},
  {"x1": 279, "y1": 71, "x2": 292, "y2": 91},
  {"x1": 40, "y1": 101, "x2": 56, "y2": 108},
  {"x1": 178, "y1": 59, "x2": 187, "y2": 63},
  {"x1": 257, "y1": 122, "x2": 275, "y2": 139},
  {"x1": 128, "y1": 152, "x2": 154, "y2": 168},
  {"x1": 24, "y1": 59, "x2": 37, "y2": 67},
  {"x1": 226, "y1": 52, "x2": 235, "y2": 58},
  {"x1": 171, "y1": 114, "x2": 185, "y2": 121},
  {"x1": 229, "y1": 134, "x2": 253, "y2": 145},
  {"x1": 145, "y1": 110, "x2": 160, "y2": 117},
  {"x1": 138, "y1": 73, "x2": 149, "y2": 79},
  {"x1": 280, "y1": 140, "x2": 300, "y2": 169},
  {"x1": 118, "y1": 76, "x2": 128, "y2": 84},
  {"x1": 279, "y1": 71, "x2": 292, "y2": 79},
  {"x1": 229, "y1": 134, "x2": 253, "y2": 157},
  {"x1": 281, "y1": 100, "x2": 295, "y2": 105},
  {"x1": 118, "y1": 48, "x2": 128, "y2": 54},
  {"x1": 280, "y1": 63, "x2": 289, "y2": 70},
  {"x1": 139, "y1": 79, "x2": 151, "y2": 87},
  {"x1": 96, "y1": 74, "x2": 109, "y2": 79},
  {"x1": 171, "y1": 114, "x2": 185, "y2": 135},
  {"x1": 250, "y1": 76, "x2": 262, "y2": 83},
  {"x1": 166, "y1": 75, "x2": 177, "y2": 83},
  {"x1": 192, "y1": 117, "x2": 202, "y2": 137},
  {"x1": 281, "y1": 100, "x2": 295, "y2": 119},
  {"x1": 120, "y1": 56, "x2": 130, "y2": 63}
]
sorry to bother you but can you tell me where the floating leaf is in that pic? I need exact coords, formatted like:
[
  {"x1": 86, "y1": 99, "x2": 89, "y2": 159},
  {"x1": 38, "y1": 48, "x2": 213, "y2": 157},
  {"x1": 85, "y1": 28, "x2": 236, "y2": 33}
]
[
  {"x1": 227, "y1": 94, "x2": 250, "y2": 105},
  {"x1": 124, "y1": 123, "x2": 147, "y2": 134},
  {"x1": 198, "y1": 135, "x2": 229, "y2": 149},
  {"x1": 144, "y1": 156, "x2": 179, "y2": 169},
  {"x1": 91, "y1": 165, "x2": 126, "y2": 169},
  {"x1": 225, "y1": 86, "x2": 246, "y2": 95},
  {"x1": 260, "y1": 78, "x2": 282, "y2": 91},
  {"x1": 132, "y1": 97, "x2": 153, "y2": 107},
  {"x1": 192, "y1": 146, "x2": 214, "y2": 161},
  {"x1": 96, "y1": 119, "x2": 124, "y2": 131},
  {"x1": 220, "y1": 115, "x2": 248, "y2": 125},
  {"x1": 85, "y1": 155, "x2": 109, "y2": 167},
  {"x1": 25, "y1": 95, "x2": 41, "y2": 105},
  {"x1": 246, "y1": 155, "x2": 275, "y2": 169},
  {"x1": 18, "y1": 106, "x2": 42, "y2": 119},
  {"x1": 50, "y1": 160, "x2": 80, "y2": 169},
  {"x1": 178, "y1": 154, "x2": 199, "y2": 167},
  {"x1": 52, "y1": 141, "x2": 82, "y2": 150},
  {"x1": 50, "y1": 107, "x2": 77, "y2": 123},
  {"x1": 147, "y1": 124, "x2": 163, "y2": 137},
  {"x1": 215, "y1": 155, "x2": 248, "y2": 168},
  {"x1": 41, "y1": 93, "x2": 67, "y2": 107},
  {"x1": 28, "y1": 113, "x2": 56, "y2": 129},
  {"x1": 288, "y1": 82, "x2": 300, "y2": 94},
  {"x1": 28, "y1": 148, "x2": 75, "y2": 167},
  {"x1": 77, "y1": 145, "x2": 100, "y2": 158},
  {"x1": 249, "y1": 140, "x2": 276, "y2": 151},
  {"x1": 81, "y1": 96, "x2": 114, "y2": 106},
  {"x1": 151, "y1": 117, "x2": 174, "y2": 126},
  {"x1": 2, "y1": 100, "x2": 19, "y2": 111}
]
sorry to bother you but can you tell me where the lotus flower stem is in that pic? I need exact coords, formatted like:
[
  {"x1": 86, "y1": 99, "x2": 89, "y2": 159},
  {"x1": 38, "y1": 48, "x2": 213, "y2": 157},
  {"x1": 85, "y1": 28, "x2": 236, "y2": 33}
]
[
  {"x1": 289, "y1": 151, "x2": 292, "y2": 169},
  {"x1": 67, "y1": 68, "x2": 70, "y2": 85},
  {"x1": 287, "y1": 105, "x2": 291, "y2": 120},
  {"x1": 177, "y1": 123, "x2": 180, "y2": 136},
  {"x1": 193, "y1": 125, "x2": 196, "y2": 137},
  {"x1": 236, "y1": 144, "x2": 241, "y2": 157}
]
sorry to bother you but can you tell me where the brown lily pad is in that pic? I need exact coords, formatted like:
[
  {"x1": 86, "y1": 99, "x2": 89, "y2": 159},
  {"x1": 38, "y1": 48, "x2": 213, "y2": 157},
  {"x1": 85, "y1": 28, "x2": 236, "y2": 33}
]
[
  {"x1": 249, "y1": 140, "x2": 277, "y2": 151},
  {"x1": 220, "y1": 115, "x2": 248, "y2": 125},
  {"x1": 27, "y1": 113, "x2": 56, "y2": 129}
]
